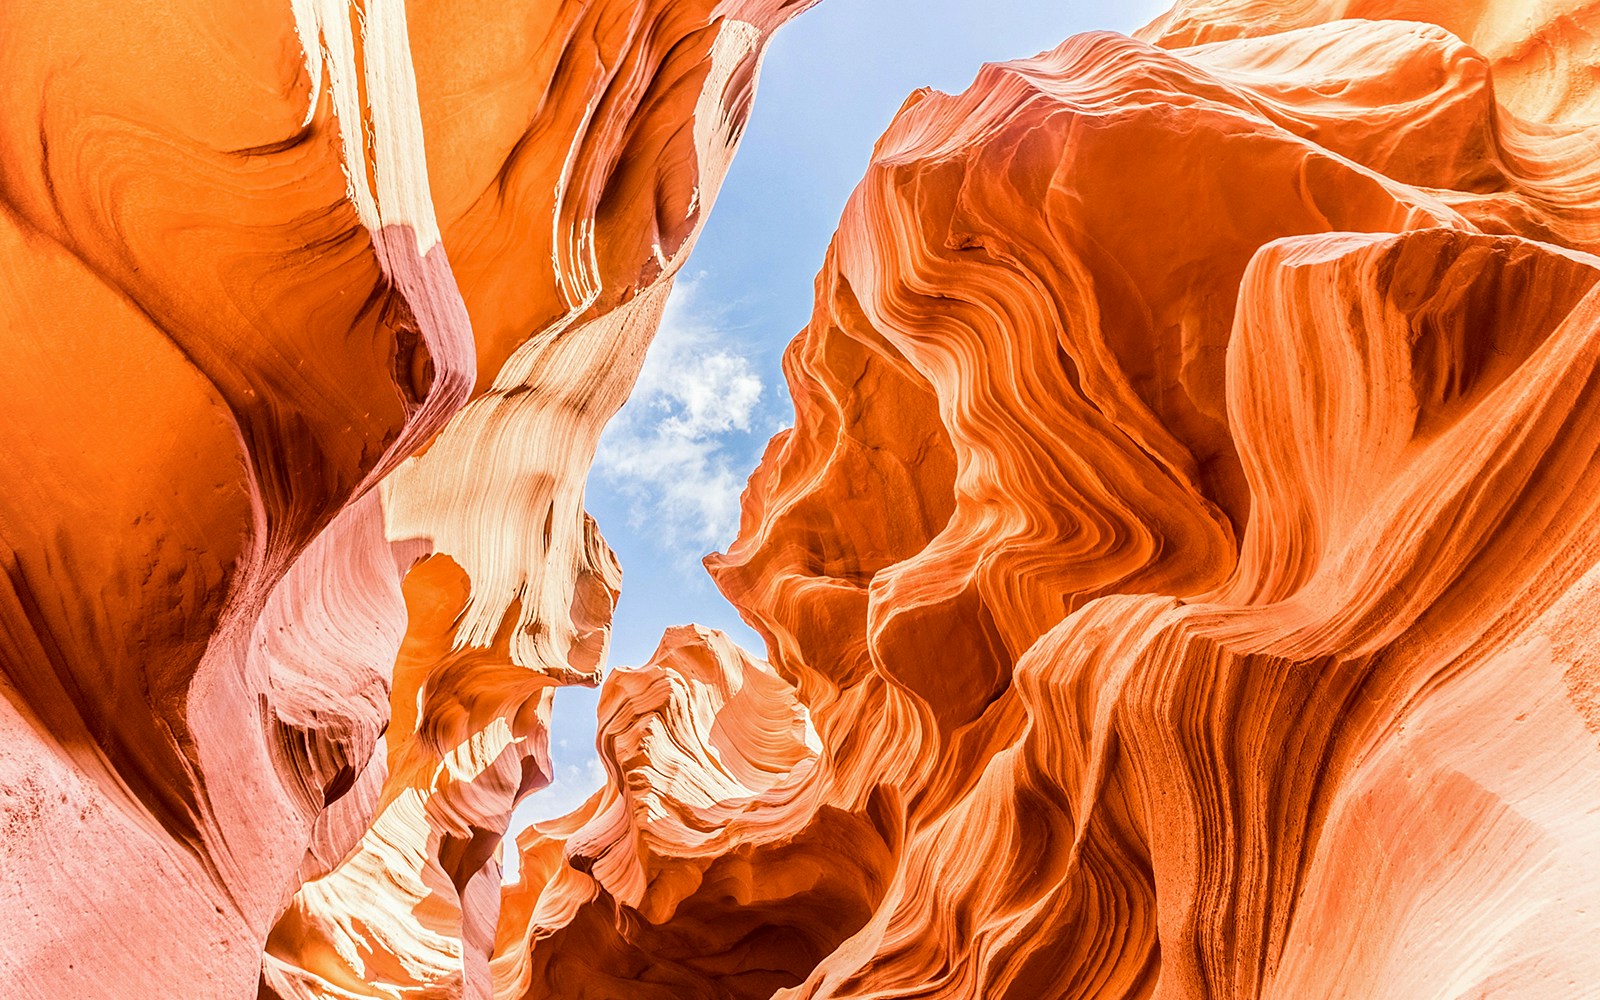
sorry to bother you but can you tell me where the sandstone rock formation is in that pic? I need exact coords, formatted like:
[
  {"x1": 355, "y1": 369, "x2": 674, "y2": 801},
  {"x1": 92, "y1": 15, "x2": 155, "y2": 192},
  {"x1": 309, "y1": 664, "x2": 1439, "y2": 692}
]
[
  {"x1": 7, "y1": 0, "x2": 1600, "y2": 998},
  {"x1": 0, "y1": 0, "x2": 809, "y2": 996},
  {"x1": 501, "y1": 3, "x2": 1600, "y2": 998}
]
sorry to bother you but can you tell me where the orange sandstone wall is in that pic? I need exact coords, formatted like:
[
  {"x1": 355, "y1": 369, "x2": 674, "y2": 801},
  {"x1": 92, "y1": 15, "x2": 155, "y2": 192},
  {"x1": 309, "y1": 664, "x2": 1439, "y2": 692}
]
[
  {"x1": 505, "y1": 3, "x2": 1600, "y2": 999},
  {"x1": 0, "y1": 0, "x2": 809, "y2": 996},
  {"x1": 8, "y1": 0, "x2": 1600, "y2": 998}
]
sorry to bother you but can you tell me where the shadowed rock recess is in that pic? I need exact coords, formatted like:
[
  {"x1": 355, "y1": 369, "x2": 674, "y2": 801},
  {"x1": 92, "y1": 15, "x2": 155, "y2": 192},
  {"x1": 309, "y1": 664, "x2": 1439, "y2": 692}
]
[{"x1": 3, "y1": 0, "x2": 1599, "y2": 997}]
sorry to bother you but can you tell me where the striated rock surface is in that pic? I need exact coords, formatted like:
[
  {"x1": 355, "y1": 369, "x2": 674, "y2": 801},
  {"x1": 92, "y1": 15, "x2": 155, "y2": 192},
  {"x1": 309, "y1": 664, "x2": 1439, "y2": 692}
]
[
  {"x1": 10, "y1": 0, "x2": 1600, "y2": 997},
  {"x1": 0, "y1": 0, "x2": 468, "y2": 993},
  {"x1": 503, "y1": 2, "x2": 1600, "y2": 998},
  {"x1": 260, "y1": 6, "x2": 821, "y2": 993},
  {"x1": 495, "y1": 626, "x2": 892, "y2": 1000},
  {"x1": 0, "y1": 0, "x2": 807, "y2": 996}
]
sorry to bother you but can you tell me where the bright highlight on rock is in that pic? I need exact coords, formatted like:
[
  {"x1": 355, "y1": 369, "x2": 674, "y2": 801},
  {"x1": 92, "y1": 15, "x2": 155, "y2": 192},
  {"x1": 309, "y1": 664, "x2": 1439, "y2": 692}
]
[{"x1": 2, "y1": 1, "x2": 1598, "y2": 998}]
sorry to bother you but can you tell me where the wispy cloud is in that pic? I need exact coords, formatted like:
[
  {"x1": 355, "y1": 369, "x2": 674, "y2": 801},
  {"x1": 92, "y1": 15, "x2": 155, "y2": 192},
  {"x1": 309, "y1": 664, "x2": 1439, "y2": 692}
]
[{"x1": 593, "y1": 275, "x2": 764, "y2": 557}]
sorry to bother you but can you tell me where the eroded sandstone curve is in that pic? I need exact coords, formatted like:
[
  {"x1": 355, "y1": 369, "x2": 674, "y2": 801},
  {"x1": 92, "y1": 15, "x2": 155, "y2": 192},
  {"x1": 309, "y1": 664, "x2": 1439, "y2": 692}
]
[
  {"x1": 504, "y1": 3, "x2": 1600, "y2": 998},
  {"x1": 0, "y1": 0, "x2": 810, "y2": 996},
  {"x1": 10, "y1": 0, "x2": 1600, "y2": 997}
]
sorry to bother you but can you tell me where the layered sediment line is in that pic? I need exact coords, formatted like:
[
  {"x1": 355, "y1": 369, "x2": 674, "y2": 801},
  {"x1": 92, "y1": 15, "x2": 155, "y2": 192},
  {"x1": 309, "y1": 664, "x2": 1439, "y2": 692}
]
[
  {"x1": 506, "y1": 4, "x2": 1600, "y2": 998},
  {"x1": 0, "y1": 0, "x2": 809, "y2": 996},
  {"x1": 8, "y1": 1, "x2": 1600, "y2": 998}
]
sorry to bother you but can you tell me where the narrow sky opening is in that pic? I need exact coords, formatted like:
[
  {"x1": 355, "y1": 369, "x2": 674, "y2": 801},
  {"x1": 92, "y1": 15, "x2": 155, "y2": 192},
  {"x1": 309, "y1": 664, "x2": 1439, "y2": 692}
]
[{"x1": 506, "y1": 0, "x2": 1168, "y2": 866}]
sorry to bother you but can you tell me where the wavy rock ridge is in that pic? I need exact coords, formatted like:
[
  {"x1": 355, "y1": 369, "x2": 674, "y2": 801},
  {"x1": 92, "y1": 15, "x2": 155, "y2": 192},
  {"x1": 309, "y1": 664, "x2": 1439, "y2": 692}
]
[
  {"x1": 503, "y1": 2, "x2": 1600, "y2": 998},
  {"x1": 0, "y1": 0, "x2": 809, "y2": 996},
  {"x1": 6, "y1": 0, "x2": 1600, "y2": 998}
]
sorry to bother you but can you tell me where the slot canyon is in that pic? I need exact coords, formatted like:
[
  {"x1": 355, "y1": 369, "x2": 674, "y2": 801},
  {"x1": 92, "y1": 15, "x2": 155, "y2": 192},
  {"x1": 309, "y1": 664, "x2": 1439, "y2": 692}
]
[{"x1": 2, "y1": 0, "x2": 1598, "y2": 997}]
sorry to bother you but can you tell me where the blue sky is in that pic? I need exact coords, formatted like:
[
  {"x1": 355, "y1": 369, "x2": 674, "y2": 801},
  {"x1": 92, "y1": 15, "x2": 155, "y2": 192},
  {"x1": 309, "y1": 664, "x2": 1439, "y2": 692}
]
[{"x1": 509, "y1": 0, "x2": 1169, "y2": 847}]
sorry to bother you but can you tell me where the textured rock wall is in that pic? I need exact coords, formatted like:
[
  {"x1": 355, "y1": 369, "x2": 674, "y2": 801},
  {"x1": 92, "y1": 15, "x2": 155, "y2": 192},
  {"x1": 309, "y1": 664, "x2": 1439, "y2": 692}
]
[
  {"x1": 0, "y1": 0, "x2": 808, "y2": 996},
  {"x1": 8, "y1": 0, "x2": 1600, "y2": 997},
  {"x1": 504, "y1": 2, "x2": 1600, "y2": 998}
]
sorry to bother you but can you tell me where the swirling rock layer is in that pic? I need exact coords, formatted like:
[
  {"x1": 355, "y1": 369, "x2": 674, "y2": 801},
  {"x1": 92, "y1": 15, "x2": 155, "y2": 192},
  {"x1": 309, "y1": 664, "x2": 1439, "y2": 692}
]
[
  {"x1": 0, "y1": 0, "x2": 807, "y2": 996},
  {"x1": 10, "y1": 0, "x2": 1600, "y2": 997},
  {"x1": 507, "y1": 3, "x2": 1600, "y2": 999}
]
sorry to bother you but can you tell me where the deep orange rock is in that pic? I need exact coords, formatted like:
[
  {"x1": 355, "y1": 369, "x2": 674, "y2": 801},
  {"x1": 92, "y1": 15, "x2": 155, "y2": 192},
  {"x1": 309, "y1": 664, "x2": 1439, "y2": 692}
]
[
  {"x1": 505, "y1": 4, "x2": 1600, "y2": 999},
  {"x1": 0, "y1": 1, "x2": 469, "y2": 993},
  {"x1": 9, "y1": 0, "x2": 1600, "y2": 998},
  {"x1": 0, "y1": 0, "x2": 807, "y2": 996}
]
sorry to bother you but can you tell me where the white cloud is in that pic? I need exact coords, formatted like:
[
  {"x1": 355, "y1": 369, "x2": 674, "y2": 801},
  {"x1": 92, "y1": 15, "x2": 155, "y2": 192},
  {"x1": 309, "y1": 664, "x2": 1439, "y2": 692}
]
[{"x1": 594, "y1": 275, "x2": 763, "y2": 555}]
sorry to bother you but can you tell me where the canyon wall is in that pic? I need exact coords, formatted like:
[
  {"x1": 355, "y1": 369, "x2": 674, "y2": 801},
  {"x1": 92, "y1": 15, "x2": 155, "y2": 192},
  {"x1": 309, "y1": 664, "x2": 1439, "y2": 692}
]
[
  {"x1": 503, "y1": 2, "x2": 1600, "y2": 999},
  {"x1": 6, "y1": 0, "x2": 1600, "y2": 998},
  {"x1": 0, "y1": 0, "x2": 810, "y2": 996}
]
